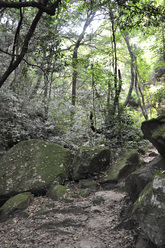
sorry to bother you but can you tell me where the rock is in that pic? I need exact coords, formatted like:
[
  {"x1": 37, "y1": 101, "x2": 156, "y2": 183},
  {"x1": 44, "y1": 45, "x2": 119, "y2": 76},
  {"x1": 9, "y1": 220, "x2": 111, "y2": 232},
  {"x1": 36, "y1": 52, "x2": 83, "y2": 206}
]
[
  {"x1": 95, "y1": 190, "x2": 125, "y2": 202},
  {"x1": 46, "y1": 184, "x2": 69, "y2": 201},
  {"x1": 133, "y1": 174, "x2": 165, "y2": 247},
  {"x1": 71, "y1": 146, "x2": 110, "y2": 181},
  {"x1": 79, "y1": 188, "x2": 92, "y2": 197},
  {"x1": 135, "y1": 235, "x2": 157, "y2": 248},
  {"x1": 99, "y1": 149, "x2": 140, "y2": 189},
  {"x1": 118, "y1": 202, "x2": 135, "y2": 230},
  {"x1": 141, "y1": 115, "x2": 165, "y2": 157},
  {"x1": 78, "y1": 239, "x2": 102, "y2": 248},
  {"x1": 80, "y1": 180, "x2": 98, "y2": 190},
  {"x1": 0, "y1": 139, "x2": 73, "y2": 203},
  {"x1": 125, "y1": 156, "x2": 165, "y2": 202},
  {"x1": 92, "y1": 196, "x2": 105, "y2": 205},
  {"x1": 0, "y1": 192, "x2": 33, "y2": 221}
]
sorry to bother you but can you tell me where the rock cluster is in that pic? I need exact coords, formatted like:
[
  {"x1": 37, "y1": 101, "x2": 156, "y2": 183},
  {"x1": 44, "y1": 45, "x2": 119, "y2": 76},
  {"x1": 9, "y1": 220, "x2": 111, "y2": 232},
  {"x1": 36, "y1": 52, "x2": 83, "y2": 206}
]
[
  {"x1": 126, "y1": 115, "x2": 165, "y2": 248},
  {"x1": 0, "y1": 138, "x2": 138, "y2": 221},
  {"x1": 1, "y1": 115, "x2": 165, "y2": 247}
]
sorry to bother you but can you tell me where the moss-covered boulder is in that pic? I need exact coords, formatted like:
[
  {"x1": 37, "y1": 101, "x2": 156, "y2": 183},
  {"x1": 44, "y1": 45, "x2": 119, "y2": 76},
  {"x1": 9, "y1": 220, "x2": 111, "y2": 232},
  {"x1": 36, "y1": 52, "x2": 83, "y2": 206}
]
[
  {"x1": 0, "y1": 192, "x2": 33, "y2": 221},
  {"x1": 46, "y1": 184, "x2": 68, "y2": 201},
  {"x1": 99, "y1": 150, "x2": 140, "y2": 189},
  {"x1": 133, "y1": 174, "x2": 165, "y2": 247},
  {"x1": 0, "y1": 139, "x2": 73, "y2": 201},
  {"x1": 125, "y1": 156, "x2": 165, "y2": 202},
  {"x1": 71, "y1": 146, "x2": 110, "y2": 181},
  {"x1": 141, "y1": 115, "x2": 165, "y2": 157}
]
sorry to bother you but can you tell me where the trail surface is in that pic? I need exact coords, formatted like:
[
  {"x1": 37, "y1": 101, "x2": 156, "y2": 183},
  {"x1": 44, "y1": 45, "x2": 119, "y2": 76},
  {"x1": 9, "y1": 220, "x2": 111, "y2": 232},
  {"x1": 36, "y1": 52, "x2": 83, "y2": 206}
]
[{"x1": 0, "y1": 186, "x2": 133, "y2": 248}]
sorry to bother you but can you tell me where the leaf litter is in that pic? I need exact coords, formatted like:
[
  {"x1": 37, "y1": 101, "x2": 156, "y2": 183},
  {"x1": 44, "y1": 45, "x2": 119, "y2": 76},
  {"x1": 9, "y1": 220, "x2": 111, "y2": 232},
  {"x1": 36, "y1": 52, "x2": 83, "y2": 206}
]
[{"x1": 0, "y1": 184, "x2": 134, "y2": 248}]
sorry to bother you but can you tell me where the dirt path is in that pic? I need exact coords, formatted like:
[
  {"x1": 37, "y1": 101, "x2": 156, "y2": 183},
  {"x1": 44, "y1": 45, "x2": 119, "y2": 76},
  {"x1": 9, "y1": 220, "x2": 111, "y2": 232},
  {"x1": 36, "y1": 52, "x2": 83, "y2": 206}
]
[
  {"x1": 0, "y1": 144, "x2": 159, "y2": 248},
  {"x1": 0, "y1": 186, "x2": 134, "y2": 248}
]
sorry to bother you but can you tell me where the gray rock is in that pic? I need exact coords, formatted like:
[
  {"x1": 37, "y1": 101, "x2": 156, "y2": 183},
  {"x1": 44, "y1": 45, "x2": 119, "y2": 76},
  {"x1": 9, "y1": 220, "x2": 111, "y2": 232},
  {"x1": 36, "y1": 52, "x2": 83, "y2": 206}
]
[
  {"x1": 46, "y1": 184, "x2": 69, "y2": 201},
  {"x1": 125, "y1": 156, "x2": 165, "y2": 202},
  {"x1": 80, "y1": 180, "x2": 98, "y2": 190},
  {"x1": 133, "y1": 173, "x2": 165, "y2": 247},
  {"x1": 135, "y1": 235, "x2": 156, "y2": 248},
  {"x1": 71, "y1": 146, "x2": 110, "y2": 181},
  {"x1": 141, "y1": 115, "x2": 165, "y2": 158},
  {"x1": 99, "y1": 149, "x2": 140, "y2": 189},
  {"x1": 0, "y1": 192, "x2": 33, "y2": 221},
  {"x1": 79, "y1": 188, "x2": 92, "y2": 197},
  {"x1": 0, "y1": 139, "x2": 73, "y2": 202}
]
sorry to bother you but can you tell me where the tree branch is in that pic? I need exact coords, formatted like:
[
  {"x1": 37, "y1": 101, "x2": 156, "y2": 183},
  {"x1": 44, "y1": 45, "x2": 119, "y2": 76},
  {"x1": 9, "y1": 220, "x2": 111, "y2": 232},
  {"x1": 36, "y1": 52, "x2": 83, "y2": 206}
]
[
  {"x1": 0, "y1": 0, "x2": 60, "y2": 15},
  {"x1": 0, "y1": 0, "x2": 61, "y2": 87}
]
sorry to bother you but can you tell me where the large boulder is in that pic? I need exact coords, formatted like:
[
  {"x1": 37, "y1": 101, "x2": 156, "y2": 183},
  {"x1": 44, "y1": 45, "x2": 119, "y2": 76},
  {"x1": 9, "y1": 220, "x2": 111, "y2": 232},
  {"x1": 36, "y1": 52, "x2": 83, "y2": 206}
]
[
  {"x1": 133, "y1": 174, "x2": 165, "y2": 247},
  {"x1": 141, "y1": 115, "x2": 165, "y2": 158},
  {"x1": 71, "y1": 146, "x2": 110, "y2": 181},
  {"x1": 99, "y1": 149, "x2": 140, "y2": 189},
  {"x1": 125, "y1": 156, "x2": 165, "y2": 202},
  {"x1": 0, "y1": 139, "x2": 73, "y2": 203}
]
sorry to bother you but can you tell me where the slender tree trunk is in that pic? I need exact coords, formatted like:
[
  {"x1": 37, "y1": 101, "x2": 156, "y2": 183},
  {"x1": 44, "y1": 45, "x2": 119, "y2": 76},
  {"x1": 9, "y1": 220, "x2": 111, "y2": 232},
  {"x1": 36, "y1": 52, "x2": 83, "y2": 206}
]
[
  {"x1": 71, "y1": 11, "x2": 96, "y2": 108},
  {"x1": 109, "y1": 10, "x2": 118, "y2": 113},
  {"x1": 121, "y1": 30, "x2": 148, "y2": 119},
  {"x1": 71, "y1": 46, "x2": 78, "y2": 107},
  {"x1": 162, "y1": 23, "x2": 165, "y2": 61},
  {"x1": 134, "y1": 59, "x2": 148, "y2": 120},
  {"x1": 107, "y1": 80, "x2": 111, "y2": 106},
  {"x1": 122, "y1": 33, "x2": 135, "y2": 107}
]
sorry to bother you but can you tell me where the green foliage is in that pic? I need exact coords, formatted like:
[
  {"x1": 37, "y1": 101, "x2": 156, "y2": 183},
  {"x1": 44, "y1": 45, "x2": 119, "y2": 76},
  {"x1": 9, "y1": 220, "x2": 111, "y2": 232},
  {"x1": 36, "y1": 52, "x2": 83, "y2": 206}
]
[
  {"x1": 154, "y1": 87, "x2": 165, "y2": 103},
  {"x1": 0, "y1": 90, "x2": 60, "y2": 150},
  {"x1": 103, "y1": 105, "x2": 142, "y2": 150},
  {"x1": 0, "y1": 0, "x2": 164, "y2": 155},
  {"x1": 119, "y1": 0, "x2": 164, "y2": 31}
]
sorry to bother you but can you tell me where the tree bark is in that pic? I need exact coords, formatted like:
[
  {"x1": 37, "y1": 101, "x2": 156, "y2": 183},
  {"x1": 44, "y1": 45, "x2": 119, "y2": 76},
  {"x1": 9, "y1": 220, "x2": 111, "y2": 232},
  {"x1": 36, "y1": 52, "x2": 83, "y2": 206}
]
[
  {"x1": 109, "y1": 8, "x2": 119, "y2": 114},
  {"x1": 0, "y1": 0, "x2": 60, "y2": 15},
  {"x1": 71, "y1": 11, "x2": 96, "y2": 107},
  {"x1": 122, "y1": 33, "x2": 135, "y2": 107},
  {"x1": 0, "y1": 0, "x2": 61, "y2": 87}
]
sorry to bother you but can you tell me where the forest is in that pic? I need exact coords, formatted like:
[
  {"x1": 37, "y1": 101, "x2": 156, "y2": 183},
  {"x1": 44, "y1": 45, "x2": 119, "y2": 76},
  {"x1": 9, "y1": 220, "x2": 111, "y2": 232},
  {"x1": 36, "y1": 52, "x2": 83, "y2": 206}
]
[
  {"x1": 0, "y1": 0, "x2": 165, "y2": 152},
  {"x1": 1, "y1": 1, "x2": 165, "y2": 247}
]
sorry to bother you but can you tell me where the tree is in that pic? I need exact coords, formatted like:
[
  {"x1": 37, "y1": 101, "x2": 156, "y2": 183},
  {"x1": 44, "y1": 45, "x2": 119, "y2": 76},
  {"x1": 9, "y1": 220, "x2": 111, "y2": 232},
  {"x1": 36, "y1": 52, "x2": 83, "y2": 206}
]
[
  {"x1": 71, "y1": 4, "x2": 96, "y2": 107},
  {"x1": 0, "y1": 0, "x2": 62, "y2": 87}
]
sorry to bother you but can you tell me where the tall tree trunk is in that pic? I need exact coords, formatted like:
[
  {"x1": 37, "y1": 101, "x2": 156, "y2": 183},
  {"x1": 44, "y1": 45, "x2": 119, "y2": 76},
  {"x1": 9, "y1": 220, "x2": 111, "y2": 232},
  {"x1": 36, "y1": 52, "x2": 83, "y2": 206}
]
[
  {"x1": 71, "y1": 46, "x2": 78, "y2": 107},
  {"x1": 162, "y1": 23, "x2": 165, "y2": 61},
  {"x1": 121, "y1": 31, "x2": 148, "y2": 119},
  {"x1": 71, "y1": 11, "x2": 96, "y2": 108},
  {"x1": 109, "y1": 9, "x2": 118, "y2": 113},
  {"x1": 134, "y1": 59, "x2": 148, "y2": 120},
  {"x1": 122, "y1": 33, "x2": 135, "y2": 107}
]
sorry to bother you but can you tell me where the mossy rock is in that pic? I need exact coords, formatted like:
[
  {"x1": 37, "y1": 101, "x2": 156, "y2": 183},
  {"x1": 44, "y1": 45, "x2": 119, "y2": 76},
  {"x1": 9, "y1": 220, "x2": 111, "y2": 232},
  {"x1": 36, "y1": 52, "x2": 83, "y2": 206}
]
[
  {"x1": 99, "y1": 149, "x2": 140, "y2": 185},
  {"x1": 0, "y1": 192, "x2": 33, "y2": 220},
  {"x1": 141, "y1": 116, "x2": 165, "y2": 157},
  {"x1": 152, "y1": 124, "x2": 165, "y2": 139},
  {"x1": 125, "y1": 156, "x2": 165, "y2": 202},
  {"x1": 79, "y1": 188, "x2": 92, "y2": 197},
  {"x1": 80, "y1": 180, "x2": 98, "y2": 190},
  {"x1": 71, "y1": 146, "x2": 110, "y2": 181},
  {"x1": 133, "y1": 173, "x2": 165, "y2": 247},
  {"x1": 0, "y1": 139, "x2": 73, "y2": 198},
  {"x1": 47, "y1": 184, "x2": 68, "y2": 201},
  {"x1": 92, "y1": 196, "x2": 105, "y2": 205}
]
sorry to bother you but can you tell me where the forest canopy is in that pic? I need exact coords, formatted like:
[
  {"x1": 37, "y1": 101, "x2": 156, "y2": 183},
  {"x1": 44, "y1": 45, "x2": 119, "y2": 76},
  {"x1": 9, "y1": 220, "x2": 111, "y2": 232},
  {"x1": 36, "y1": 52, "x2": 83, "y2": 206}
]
[{"x1": 0, "y1": 0, "x2": 165, "y2": 151}]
